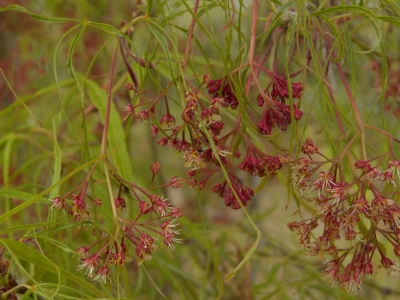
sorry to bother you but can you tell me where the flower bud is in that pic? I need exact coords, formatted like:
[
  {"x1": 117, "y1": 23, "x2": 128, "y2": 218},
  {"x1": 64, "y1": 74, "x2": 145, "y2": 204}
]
[
  {"x1": 151, "y1": 162, "x2": 161, "y2": 174},
  {"x1": 139, "y1": 201, "x2": 152, "y2": 214},
  {"x1": 354, "y1": 159, "x2": 368, "y2": 169},
  {"x1": 125, "y1": 83, "x2": 134, "y2": 90},
  {"x1": 171, "y1": 176, "x2": 185, "y2": 188},
  {"x1": 394, "y1": 245, "x2": 400, "y2": 258},
  {"x1": 114, "y1": 197, "x2": 126, "y2": 210},
  {"x1": 171, "y1": 207, "x2": 183, "y2": 218},
  {"x1": 93, "y1": 198, "x2": 102, "y2": 207}
]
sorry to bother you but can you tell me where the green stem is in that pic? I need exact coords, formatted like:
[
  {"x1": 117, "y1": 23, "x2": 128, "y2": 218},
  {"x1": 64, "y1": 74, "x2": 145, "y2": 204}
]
[
  {"x1": 201, "y1": 122, "x2": 261, "y2": 285},
  {"x1": 101, "y1": 44, "x2": 120, "y2": 227}
]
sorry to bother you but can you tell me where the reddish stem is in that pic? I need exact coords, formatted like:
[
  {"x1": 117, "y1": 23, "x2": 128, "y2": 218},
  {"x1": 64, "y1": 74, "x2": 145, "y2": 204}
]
[
  {"x1": 335, "y1": 62, "x2": 366, "y2": 160},
  {"x1": 182, "y1": 0, "x2": 200, "y2": 70}
]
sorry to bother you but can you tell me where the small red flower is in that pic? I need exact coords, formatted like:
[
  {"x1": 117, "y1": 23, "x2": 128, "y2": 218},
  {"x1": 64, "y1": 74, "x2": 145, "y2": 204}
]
[
  {"x1": 206, "y1": 76, "x2": 238, "y2": 109},
  {"x1": 257, "y1": 102, "x2": 303, "y2": 135}
]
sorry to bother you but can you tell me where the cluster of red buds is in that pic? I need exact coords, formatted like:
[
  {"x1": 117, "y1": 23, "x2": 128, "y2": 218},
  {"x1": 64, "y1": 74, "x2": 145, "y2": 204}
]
[
  {"x1": 287, "y1": 138, "x2": 400, "y2": 292},
  {"x1": 206, "y1": 76, "x2": 239, "y2": 109},
  {"x1": 127, "y1": 70, "x2": 304, "y2": 211},
  {"x1": 257, "y1": 73, "x2": 304, "y2": 135},
  {"x1": 49, "y1": 162, "x2": 183, "y2": 284}
]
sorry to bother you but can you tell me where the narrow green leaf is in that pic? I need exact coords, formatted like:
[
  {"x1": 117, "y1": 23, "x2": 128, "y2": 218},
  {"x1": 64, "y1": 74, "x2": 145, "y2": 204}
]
[
  {"x1": 0, "y1": 79, "x2": 75, "y2": 120},
  {"x1": 208, "y1": 238, "x2": 224, "y2": 299},
  {"x1": 0, "y1": 151, "x2": 116, "y2": 225},
  {"x1": 311, "y1": 5, "x2": 382, "y2": 54},
  {"x1": 0, "y1": 238, "x2": 103, "y2": 297},
  {"x1": 0, "y1": 68, "x2": 43, "y2": 127},
  {"x1": 200, "y1": 123, "x2": 261, "y2": 284},
  {"x1": 0, "y1": 189, "x2": 48, "y2": 203},
  {"x1": 320, "y1": 15, "x2": 344, "y2": 62},
  {"x1": 50, "y1": 115, "x2": 62, "y2": 199},
  {"x1": 147, "y1": 0, "x2": 154, "y2": 15},
  {"x1": 86, "y1": 21, "x2": 119, "y2": 34},
  {"x1": 66, "y1": 25, "x2": 91, "y2": 164},
  {"x1": 378, "y1": 16, "x2": 400, "y2": 26},
  {"x1": 53, "y1": 24, "x2": 84, "y2": 150},
  {"x1": 0, "y1": 5, "x2": 80, "y2": 23},
  {"x1": 147, "y1": 21, "x2": 175, "y2": 80},
  {"x1": 0, "y1": 222, "x2": 49, "y2": 234},
  {"x1": 86, "y1": 80, "x2": 134, "y2": 182}
]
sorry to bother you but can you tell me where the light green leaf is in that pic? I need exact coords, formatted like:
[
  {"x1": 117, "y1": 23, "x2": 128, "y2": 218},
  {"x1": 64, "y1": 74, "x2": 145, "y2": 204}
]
[
  {"x1": 86, "y1": 80, "x2": 134, "y2": 182},
  {"x1": 0, "y1": 4, "x2": 80, "y2": 23},
  {"x1": 0, "y1": 151, "x2": 116, "y2": 225},
  {"x1": 0, "y1": 189, "x2": 48, "y2": 204},
  {"x1": 0, "y1": 238, "x2": 103, "y2": 297}
]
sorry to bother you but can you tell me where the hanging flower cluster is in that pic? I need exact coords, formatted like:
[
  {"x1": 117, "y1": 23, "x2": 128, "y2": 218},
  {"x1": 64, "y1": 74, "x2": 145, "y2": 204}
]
[
  {"x1": 287, "y1": 138, "x2": 400, "y2": 293},
  {"x1": 50, "y1": 161, "x2": 183, "y2": 284}
]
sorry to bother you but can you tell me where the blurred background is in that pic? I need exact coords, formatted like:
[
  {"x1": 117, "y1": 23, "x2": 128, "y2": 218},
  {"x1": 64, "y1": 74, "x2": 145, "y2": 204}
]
[{"x1": 1, "y1": 1, "x2": 400, "y2": 299}]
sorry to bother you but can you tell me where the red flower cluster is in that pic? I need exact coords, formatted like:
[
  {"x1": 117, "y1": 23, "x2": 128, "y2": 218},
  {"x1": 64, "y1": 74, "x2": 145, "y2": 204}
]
[
  {"x1": 50, "y1": 159, "x2": 184, "y2": 284},
  {"x1": 287, "y1": 140, "x2": 400, "y2": 292},
  {"x1": 257, "y1": 102, "x2": 303, "y2": 135},
  {"x1": 212, "y1": 173, "x2": 254, "y2": 210},
  {"x1": 238, "y1": 143, "x2": 282, "y2": 177},
  {"x1": 206, "y1": 76, "x2": 239, "y2": 109},
  {"x1": 256, "y1": 75, "x2": 304, "y2": 135}
]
